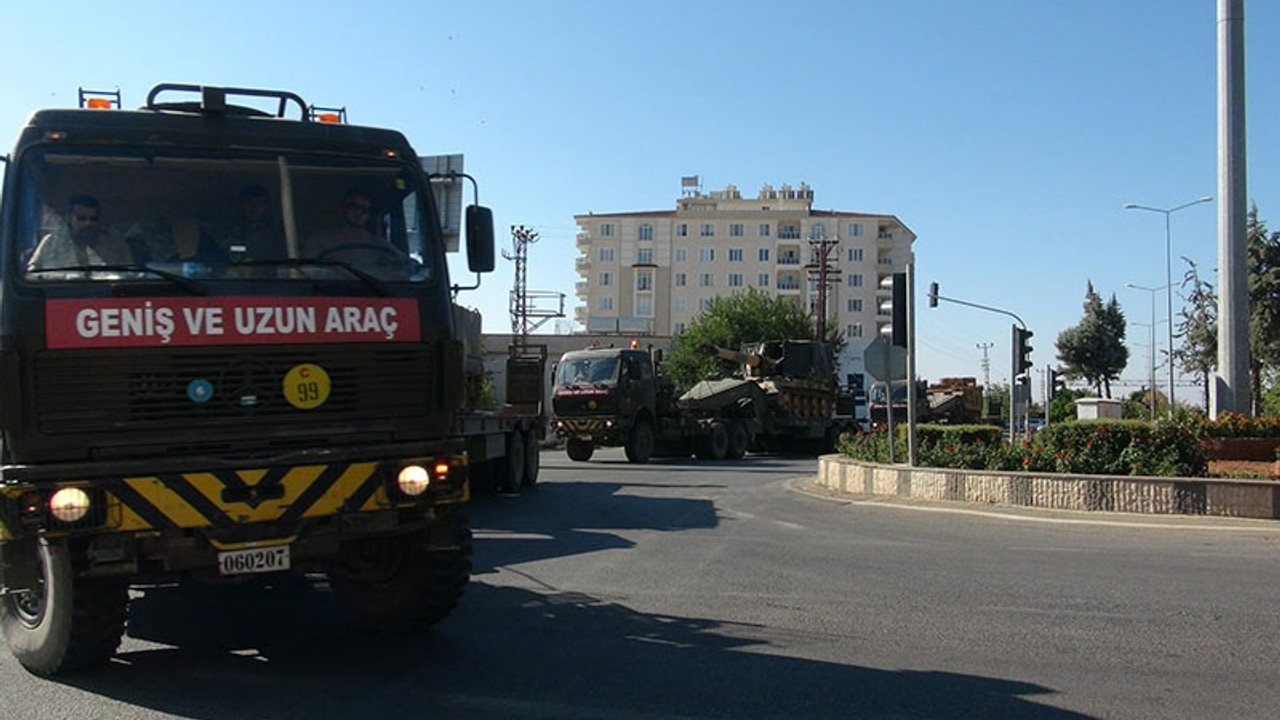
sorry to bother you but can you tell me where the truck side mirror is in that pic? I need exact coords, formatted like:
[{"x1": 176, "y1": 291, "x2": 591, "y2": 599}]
[
  {"x1": 652, "y1": 349, "x2": 663, "y2": 364},
  {"x1": 465, "y1": 205, "x2": 495, "y2": 273}
]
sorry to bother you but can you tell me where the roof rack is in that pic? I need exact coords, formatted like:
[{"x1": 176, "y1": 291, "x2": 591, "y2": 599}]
[
  {"x1": 78, "y1": 87, "x2": 122, "y2": 110},
  {"x1": 144, "y1": 83, "x2": 309, "y2": 119}
]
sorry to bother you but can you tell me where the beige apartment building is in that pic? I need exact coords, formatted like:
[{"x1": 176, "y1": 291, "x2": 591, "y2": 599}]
[{"x1": 572, "y1": 179, "x2": 916, "y2": 374}]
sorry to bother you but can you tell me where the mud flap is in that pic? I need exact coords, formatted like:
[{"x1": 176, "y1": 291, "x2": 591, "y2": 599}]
[{"x1": 0, "y1": 537, "x2": 39, "y2": 593}]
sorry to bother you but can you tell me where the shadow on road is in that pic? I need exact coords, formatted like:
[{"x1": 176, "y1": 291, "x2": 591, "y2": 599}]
[{"x1": 61, "y1": 577, "x2": 1097, "y2": 720}]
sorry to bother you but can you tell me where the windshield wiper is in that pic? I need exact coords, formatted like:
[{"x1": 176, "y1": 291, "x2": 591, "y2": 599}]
[
  {"x1": 234, "y1": 258, "x2": 389, "y2": 296},
  {"x1": 27, "y1": 264, "x2": 207, "y2": 295}
]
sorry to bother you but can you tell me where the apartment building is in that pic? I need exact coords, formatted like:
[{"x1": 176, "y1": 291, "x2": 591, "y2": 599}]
[{"x1": 573, "y1": 178, "x2": 916, "y2": 373}]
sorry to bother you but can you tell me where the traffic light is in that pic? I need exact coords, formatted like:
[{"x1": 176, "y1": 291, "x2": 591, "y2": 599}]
[
  {"x1": 927, "y1": 281, "x2": 939, "y2": 308},
  {"x1": 1012, "y1": 325, "x2": 1033, "y2": 376},
  {"x1": 891, "y1": 272, "x2": 907, "y2": 348},
  {"x1": 1048, "y1": 367, "x2": 1066, "y2": 401},
  {"x1": 876, "y1": 272, "x2": 907, "y2": 348}
]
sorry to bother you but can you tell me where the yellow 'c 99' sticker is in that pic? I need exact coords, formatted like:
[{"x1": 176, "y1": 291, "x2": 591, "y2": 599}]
[{"x1": 283, "y1": 363, "x2": 331, "y2": 409}]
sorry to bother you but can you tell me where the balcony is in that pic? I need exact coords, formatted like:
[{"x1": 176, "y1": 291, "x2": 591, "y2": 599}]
[
  {"x1": 777, "y1": 255, "x2": 801, "y2": 266},
  {"x1": 574, "y1": 305, "x2": 589, "y2": 323},
  {"x1": 576, "y1": 232, "x2": 591, "y2": 249},
  {"x1": 575, "y1": 281, "x2": 589, "y2": 298},
  {"x1": 575, "y1": 256, "x2": 591, "y2": 272}
]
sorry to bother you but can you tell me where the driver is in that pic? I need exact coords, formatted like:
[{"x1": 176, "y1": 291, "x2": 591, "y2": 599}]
[{"x1": 303, "y1": 188, "x2": 380, "y2": 257}]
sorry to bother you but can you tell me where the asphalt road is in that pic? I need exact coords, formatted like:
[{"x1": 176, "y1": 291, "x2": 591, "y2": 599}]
[{"x1": 3, "y1": 448, "x2": 1280, "y2": 719}]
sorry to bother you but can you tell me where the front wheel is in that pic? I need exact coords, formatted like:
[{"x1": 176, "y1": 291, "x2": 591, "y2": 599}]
[
  {"x1": 330, "y1": 515, "x2": 472, "y2": 630},
  {"x1": 625, "y1": 419, "x2": 654, "y2": 464},
  {"x1": 1, "y1": 539, "x2": 128, "y2": 676}
]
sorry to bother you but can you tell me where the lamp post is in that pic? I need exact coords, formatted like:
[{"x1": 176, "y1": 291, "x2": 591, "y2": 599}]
[
  {"x1": 1124, "y1": 196, "x2": 1213, "y2": 412},
  {"x1": 1125, "y1": 282, "x2": 1172, "y2": 419}
]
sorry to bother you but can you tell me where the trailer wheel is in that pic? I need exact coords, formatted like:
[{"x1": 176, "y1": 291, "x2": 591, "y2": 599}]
[
  {"x1": 331, "y1": 516, "x2": 472, "y2": 630},
  {"x1": 521, "y1": 428, "x2": 540, "y2": 487},
  {"x1": 498, "y1": 430, "x2": 526, "y2": 493},
  {"x1": 1, "y1": 539, "x2": 128, "y2": 676},
  {"x1": 624, "y1": 419, "x2": 654, "y2": 464},
  {"x1": 727, "y1": 422, "x2": 750, "y2": 459},
  {"x1": 697, "y1": 422, "x2": 730, "y2": 460},
  {"x1": 566, "y1": 438, "x2": 595, "y2": 462}
]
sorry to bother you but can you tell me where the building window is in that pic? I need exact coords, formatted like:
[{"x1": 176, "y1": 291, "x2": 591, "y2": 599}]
[
  {"x1": 729, "y1": 248, "x2": 743, "y2": 262},
  {"x1": 598, "y1": 296, "x2": 614, "y2": 311},
  {"x1": 699, "y1": 273, "x2": 713, "y2": 287},
  {"x1": 599, "y1": 223, "x2": 615, "y2": 237},
  {"x1": 637, "y1": 248, "x2": 653, "y2": 264},
  {"x1": 677, "y1": 223, "x2": 688, "y2": 237},
  {"x1": 636, "y1": 270, "x2": 653, "y2": 291},
  {"x1": 728, "y1": 273, "x2": 743, "y2": 287},
  {"x1": 599, "y1": 272, "x2": 613, "y2": 286},
  {"x1": 779, "y1": 224, "x2": 799, "y2": 239},
  {"x1": 730, "y1": 223, "x2": 744, "y2": 237},
  {"x1": 758, "y1": 248, "x2": 770, "y2": 262},
  {"x1": 675, "y1": 248, "x2": 687, "y2": 263},
  {"x1": 674, "y1": 322, "x2": 686, "y2": 334},
  {"x1": 759, "y1": 223, "x2": 771, "y2": 237},
  {"x1": 674, "y1": 273, "x2": 687, "y2": 287},
  {"x1": 599, "y1": 247, "x2": 614, "y2": 262},
  {"x1": 846, "y1": 274, "x2": 863, "y2": 287},
  {"x1": 809, "y1": 223, "x2": 825, "y2": 240},
  {"x1": 674, "y1": 298, "x2": 687, "y2": 312},
  {"x1": 700, "y1": 223, "x2": 715, "y2": 237},
  {"x1": 635, "y1": 295, "x2": 653, "y2": 318},
  {"x1": 847, "y1": 298, "x2": 863, "y2": 312},
  {"x1": 849, "y1": 223, "x2": 864, "y2": 237},
  {"x1": 757, "y1": 273, "x2": 770, "y2": 287},
  {"x1": 847, "y1": 248, "x2": 863, "y2": 262},
  {"x1": 699, "y1": 248, "x2": 715, "y2": 262},
  {"x1": 699, "y1": 298, "x2": 712, "y2": 312},
  {"x1": 846, "y1": 323, "x2": 862, "y2": 338},
  {"x1": 639, "y1": 224, "x2": 653, "y2": 241}
]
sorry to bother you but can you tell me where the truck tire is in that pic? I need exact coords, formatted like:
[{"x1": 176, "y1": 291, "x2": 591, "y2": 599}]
[
  {"x1": 697, "y1": 422, "x2": 730, "y2": 460},
  {"x1": 566, "y1": 438, "x2": 594, "y2": 462},
  {"x1": 624, "y1": 419, "x2": 654, "y2": 464},
  {"x1": 497, "y1": 430, "x2": 526, "y2": 494},
  {"x1": 727, "y1": 421, "x2": 750, "y2": 459},
  {"x1": 521, "y1": 428, "x2": 540, "y2": 488},
  {"x1": 1, "y1": 539, "x2": 128, "y2": 676},
  {"x1": 331, "y1": 515, "x2": 472, "y2": 630}
]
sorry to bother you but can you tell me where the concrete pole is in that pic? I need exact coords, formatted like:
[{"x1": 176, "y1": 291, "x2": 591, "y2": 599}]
[
  {"x1": 1213, "y1": 0, "x2": 1250, "y2": 417},
  {"x1": 906, "y1": 259, "x2": 918, "y2": 466}
]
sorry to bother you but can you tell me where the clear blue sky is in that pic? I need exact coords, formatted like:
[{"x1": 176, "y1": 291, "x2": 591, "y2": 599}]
[{"x1": 3, "y1": 1, "x2": 1276, "y2": 402}]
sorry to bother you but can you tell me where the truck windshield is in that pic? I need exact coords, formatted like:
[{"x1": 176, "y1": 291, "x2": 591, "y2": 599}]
[
  {"x1": 15, "y1": 149, "x2": 440, "y2": 285},
  {"x1": 556, "y1": 357, "x2": 619, "y2": 387}
]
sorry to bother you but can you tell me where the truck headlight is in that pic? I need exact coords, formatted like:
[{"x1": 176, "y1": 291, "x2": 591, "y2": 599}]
[
  {"x1": 49, "y1": 487, "x2": 92, "y2": 523},
  {"x1": 397, "y1": 465, "x2": 431, "y2": 496}
]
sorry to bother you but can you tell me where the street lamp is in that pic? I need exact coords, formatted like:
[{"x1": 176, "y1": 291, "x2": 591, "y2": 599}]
[
  {"x1": 1123, "y1": 196, "x2": 1213, "y2": 411},
  {"x1": 1126, "y1": 282, "x2": 1172, "y2": 419}
]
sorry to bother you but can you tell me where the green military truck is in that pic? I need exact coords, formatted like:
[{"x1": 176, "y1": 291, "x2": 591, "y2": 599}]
[{"x1": 0, "y1": 84, "x2": 502, "y2": 674}]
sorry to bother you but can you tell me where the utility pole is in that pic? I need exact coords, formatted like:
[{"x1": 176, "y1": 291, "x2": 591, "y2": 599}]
[
  {"x1": 504, "y1": 225, "x2": 565, "y2": 350},
  {"x1": 806, "y1": 228, "x2": 841, "y2": 341},
  {"x1": 977, "y1": 341, "x2": 994, "y2": 419}
]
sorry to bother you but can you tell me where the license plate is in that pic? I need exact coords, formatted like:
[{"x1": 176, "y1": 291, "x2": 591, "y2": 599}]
[{"x1": 217, "y1": 545, "x2": 290, "y2": 576}]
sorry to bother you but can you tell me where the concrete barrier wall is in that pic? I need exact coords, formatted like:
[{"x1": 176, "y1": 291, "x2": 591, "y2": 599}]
[{"x1": 817, "y1": 455, "x2": 1280, "y2": 520}]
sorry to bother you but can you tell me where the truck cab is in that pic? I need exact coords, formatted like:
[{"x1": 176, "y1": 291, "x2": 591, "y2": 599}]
[
  {"x1": 551, "y1": 347, "x2": 657, "y2": 463},
  {"x1": 0, "y1": 84, "x2": 494, "y2": 674}
]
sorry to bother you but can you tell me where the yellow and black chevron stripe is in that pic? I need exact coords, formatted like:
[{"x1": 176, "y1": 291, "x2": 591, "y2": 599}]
[
  {"x1": 108, "y1": 462, "x2": 396, "y2": 531},
  {"x1": 560, "y1": 418, "x2": 607, "y2": 433}
]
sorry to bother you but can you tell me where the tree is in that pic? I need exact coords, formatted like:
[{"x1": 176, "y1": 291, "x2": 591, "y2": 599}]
[
  {"x1": 1174, "y1": 258, "x2": 1217, "y2": 413},
  {"x1": 1055, "y1": 281, "x2": 1129, "y2": 398},
  {"x1": 664, "y1": 288, "x2": 835, "y2": 391},
  {"x1": 1174, "y1": 205, "x2": 1280, "y2": 414}
]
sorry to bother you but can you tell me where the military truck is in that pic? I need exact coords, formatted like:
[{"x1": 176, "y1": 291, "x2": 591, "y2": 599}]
[
  {"x1": 0, "y1": 83, "x2": 517, "y2": 674},
  {"x1": 551, "y1": 339, "x2": 855, "y2": 462}
]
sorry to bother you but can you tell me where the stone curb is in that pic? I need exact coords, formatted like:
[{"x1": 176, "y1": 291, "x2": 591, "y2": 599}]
[{"x1": 816, "y1": 454, "x2": 1280, "y2": 521}]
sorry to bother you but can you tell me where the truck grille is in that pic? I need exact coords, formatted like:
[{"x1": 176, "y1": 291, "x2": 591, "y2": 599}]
[{"x1": 34, "y1": 345, "x2": 433, "y2": 434}]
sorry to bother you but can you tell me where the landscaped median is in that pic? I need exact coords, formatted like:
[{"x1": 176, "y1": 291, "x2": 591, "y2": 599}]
[
  {"x1": 816, "y1": 454, "x2": 1280, "y2": 519},
  {"x1": 822, "y1": 416, "x2": 1280, "y2": 520}
]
